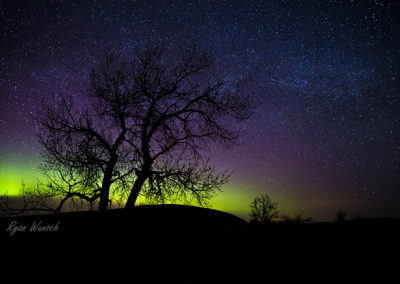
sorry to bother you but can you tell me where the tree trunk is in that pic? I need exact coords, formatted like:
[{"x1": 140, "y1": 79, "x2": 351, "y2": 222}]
[
  {"x1": 99, "y1": 178, "x2": 111, "y2": 212},
  {"x1": 99, "y1": 159, "x2": 117, "y2": 211},
  {"x1": 125, "y1": 173, "x2": 147, "y2": 208}
]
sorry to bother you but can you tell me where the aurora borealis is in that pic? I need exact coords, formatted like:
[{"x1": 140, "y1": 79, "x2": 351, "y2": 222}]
[{"x1": 1, "y1": 0, "x2": 399, "y2": 221}]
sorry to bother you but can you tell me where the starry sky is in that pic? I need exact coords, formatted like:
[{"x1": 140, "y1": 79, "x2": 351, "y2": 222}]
[{"x1": 1, "y1": 0, "x2": 399, "y2": 221}]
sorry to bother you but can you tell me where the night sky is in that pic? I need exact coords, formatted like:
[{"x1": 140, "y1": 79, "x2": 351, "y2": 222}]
[{"x1": 1, "y1": 0, "x2": 399, "y2": 221}]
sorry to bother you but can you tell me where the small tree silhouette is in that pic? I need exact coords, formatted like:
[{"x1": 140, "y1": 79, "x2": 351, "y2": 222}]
[
  {"x1": 249, "y1": 194, "x2": 279, "y2": 224},
  {"x1": 335, "y1": 209, "x2": 346, "y2": 223}
]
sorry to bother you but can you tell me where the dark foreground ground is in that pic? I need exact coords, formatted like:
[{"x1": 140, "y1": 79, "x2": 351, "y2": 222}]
[{"x1": 0, "y1": 205, "x2": 399, "y2": 283}]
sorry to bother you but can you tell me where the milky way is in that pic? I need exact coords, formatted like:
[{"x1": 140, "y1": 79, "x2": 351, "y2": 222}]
[{"x1": 1, "y1": 0, "x2": 399, "y2": 220}]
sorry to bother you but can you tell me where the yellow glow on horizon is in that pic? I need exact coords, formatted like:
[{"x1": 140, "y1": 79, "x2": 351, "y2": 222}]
[
  {"x1": 0, "y1": 156, "x2": 298, "y2": 220},
  {"x1": 0, "y1": 158, "x2": 43, "y2": 195}
]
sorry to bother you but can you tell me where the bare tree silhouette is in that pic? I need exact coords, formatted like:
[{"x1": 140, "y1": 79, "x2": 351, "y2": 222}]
[
  {"x1": 249, "y1": 194, "x2": 279, "y2": 224},
  {"x1": 120, "y1": 46, "x2": 252, "y2": 208},
  {"x1": 1, "y1": 45, "x2": 252, "y2": 214},
  {"x1": 335, "y1": 209, "x2": 347, "y2": 223}
]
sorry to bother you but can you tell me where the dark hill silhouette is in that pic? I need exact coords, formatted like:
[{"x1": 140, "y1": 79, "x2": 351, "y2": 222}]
[
  {"x1": 0, "y1": 206, "x2": 399, "y2": 283},
  {"x1": 0, "y1": 204, "x2": 246, "y2": 241}
]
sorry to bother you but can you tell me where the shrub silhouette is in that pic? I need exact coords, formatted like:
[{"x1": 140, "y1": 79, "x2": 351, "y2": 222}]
[{"x1": 280, "y1": 214, "x2": 313, "y2": 224}]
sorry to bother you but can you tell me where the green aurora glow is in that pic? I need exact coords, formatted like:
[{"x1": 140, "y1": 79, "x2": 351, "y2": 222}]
[
  {"x1": 0, "y1": 155, "x2": 272, "y2": 220},
  {"x1": 0, "y1": 155, "x2": 42, "y2": 195}
]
